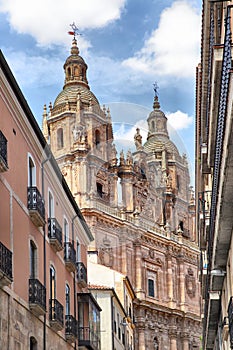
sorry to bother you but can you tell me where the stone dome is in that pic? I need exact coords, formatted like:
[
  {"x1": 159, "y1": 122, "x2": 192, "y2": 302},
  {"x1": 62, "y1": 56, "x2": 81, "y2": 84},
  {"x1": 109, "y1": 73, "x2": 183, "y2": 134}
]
[
  {"x1": 53, "y1": 85, "x2": 99, "y2": 108},
  {"x1": 143, "y1": 94, "x2": 180, "y2": 156},
  {"x1": 52, "y1": 37, "x2": 100, "y2": 111},
  {"x1": 143, "y1": 135, "x2": 179, "y2": 155}
]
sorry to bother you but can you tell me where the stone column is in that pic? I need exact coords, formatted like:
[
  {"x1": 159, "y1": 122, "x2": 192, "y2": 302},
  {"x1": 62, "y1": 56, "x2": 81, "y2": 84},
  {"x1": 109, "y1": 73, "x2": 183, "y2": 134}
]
[
  {"x1": 110, "y1": 172, "x2": 118, "y2": 207},
  {"x1": 167, "y1": 248, "x2": 174, "y2": 307},
  {"x1": 138, "y1": 327, "x2": 146, "y2": 350},
  {"x1": 135, "y1": 307, "x2": 146, "y2": 350},
  {"x1": 134, "y1": 241, "x2": 144, "y2": 299},
  {"x1": 120, "y1": 176, "x2": 134, "y2": 211},
  {"x1": 178, "y1": 253, "x2": 186, "y2": 311},
  {"x1": 169, "y1": 328, "x2": 177, "y2": 350},
  {"x1": 120, "y1": 233, "x2": 127, "y2": 275},
  {"x1": 182, "y1": 333, "x2": 189, "y2": 350}
]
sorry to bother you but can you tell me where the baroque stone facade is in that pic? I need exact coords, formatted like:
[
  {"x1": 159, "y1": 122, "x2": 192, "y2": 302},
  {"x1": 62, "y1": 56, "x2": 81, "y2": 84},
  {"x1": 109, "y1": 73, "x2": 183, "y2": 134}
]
[{"x1": 43, "y1": 38, "x2": 202, "y2": 349}]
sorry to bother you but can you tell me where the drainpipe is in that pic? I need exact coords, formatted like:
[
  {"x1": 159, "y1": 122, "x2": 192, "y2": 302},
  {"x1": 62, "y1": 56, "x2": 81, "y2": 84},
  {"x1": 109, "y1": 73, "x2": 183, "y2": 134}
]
[
  {"x1": 111, "y1": 296, "x2": 115, "y2": 350},
  {"x1": 41, "y1": 154, "x2": 51, "y2": 350},
  {"x1": 72, "y1": 214, "x2": 78, "y2": 350}
]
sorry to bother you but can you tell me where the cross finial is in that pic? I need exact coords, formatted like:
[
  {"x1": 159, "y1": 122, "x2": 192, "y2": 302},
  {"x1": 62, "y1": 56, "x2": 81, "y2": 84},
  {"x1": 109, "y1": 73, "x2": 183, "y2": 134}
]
[
  {"x1": 153, "y1": 82, "x2": 159, "y2": 97},
  {"x1": 68, "y1": 22, "x2": 82, "y2": 38}
]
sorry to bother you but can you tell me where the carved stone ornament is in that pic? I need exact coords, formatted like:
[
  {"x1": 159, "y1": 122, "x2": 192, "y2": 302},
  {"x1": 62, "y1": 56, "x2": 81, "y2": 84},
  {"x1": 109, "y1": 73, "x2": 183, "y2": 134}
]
[
  {"x1": 98, "y1": 235, "x2": 113, "y2": 267},
  {"x1": 185, "y1": 268, "x2": 196, "y2": 298},
  {"x1": 149, "y1": 249, "x2": 155, "y2": 259}
]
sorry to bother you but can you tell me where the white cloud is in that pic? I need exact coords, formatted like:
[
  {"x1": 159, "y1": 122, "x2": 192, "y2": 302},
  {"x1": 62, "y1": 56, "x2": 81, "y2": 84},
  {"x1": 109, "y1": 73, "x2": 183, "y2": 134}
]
[
  {"x1": 122, "y1": 0, "x2": 201, "y2": 78},
  {"x1": 166, "y1": 110, "x2": 193, "y2": 130},
  {"x1": 0, "y1": 0, "x2": 126, "y2": 46},
  {"x1": 5, "y1": 49, "x2": 64, "y2": 88}
]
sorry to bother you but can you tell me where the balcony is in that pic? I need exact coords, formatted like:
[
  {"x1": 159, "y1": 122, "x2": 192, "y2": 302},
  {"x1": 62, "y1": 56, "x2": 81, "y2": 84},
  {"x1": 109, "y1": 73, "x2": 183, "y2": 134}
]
[
  {"x1": 0, "y1": 130, "x2": 8, "y2": 172},
  {"x1": 77, "y1": 262, "x2": 87, "y2": 288},
  {"x1": 27, "y1": 187, "x2": 45, "y2": 227},
  {"x1": 29, "y1": 278, "x2": 46, "y2": 316},
  {"x1": 0, "y1": 241, "x2": 13, "y2": 287},
  {"x1": 77, "y1": 293, "x2": 101, "y2": 350},
  {"x1": 78, "y1": 327, "x2": 101, "y2": 350},
  {"x1": 48, "y1": 218, "x2": 63, "y2": 252},
  {"x1": 49, "y1": 298, "x2": 64, "y2": 331},
  {"x1": 65, "y1": 315, "x2": 77, "y2": 343},
  {"x1": 64, "y1": 242, "x2": 76, "y2": 272}
]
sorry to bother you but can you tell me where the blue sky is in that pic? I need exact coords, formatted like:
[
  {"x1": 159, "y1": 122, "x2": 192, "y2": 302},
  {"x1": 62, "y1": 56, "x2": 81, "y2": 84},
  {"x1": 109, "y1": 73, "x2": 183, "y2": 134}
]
[{"x1": 0, "y1": 0, "x2": 201, "y2": 183}]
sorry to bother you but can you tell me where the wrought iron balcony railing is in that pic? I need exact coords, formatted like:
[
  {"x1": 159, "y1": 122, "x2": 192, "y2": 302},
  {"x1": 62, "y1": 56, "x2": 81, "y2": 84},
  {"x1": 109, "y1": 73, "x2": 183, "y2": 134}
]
[
  {"x1": 0, "y1": 130, "x2": 8, "y2": 172},
  {"x1": 27, "y1": 186, "x2": 45, "y2": 226},
  {"x1": 78, "y1": 326, "x2": 101, "y2": 350},
  {"x1": 29, "y1": 278, "x2": 46, "y2": 316},
  {"x1": 65, "y1": 315, "x2": 77, "y2": 343},
  {"x1": 64, "y1": 242, "x2": 76, "y2": 272},
  {"x1": 0, "y1": 241, "x2": 13, "y2": 287},
  {"x1": 76, "y1": 262, "x2": 87, "y2": 287},
  {"x1": 49, "y1": 298, "x2": 64, "y2": 331},
  {"x1": 48, "y1": 218, "x2": 63, "y2": 252}
]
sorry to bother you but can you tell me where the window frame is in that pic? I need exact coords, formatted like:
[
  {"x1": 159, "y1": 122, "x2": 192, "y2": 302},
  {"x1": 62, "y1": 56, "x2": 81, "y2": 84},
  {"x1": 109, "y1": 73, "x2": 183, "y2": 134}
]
[{"x1": 28, "y1": 153, "x2": 36, "y2": 187}]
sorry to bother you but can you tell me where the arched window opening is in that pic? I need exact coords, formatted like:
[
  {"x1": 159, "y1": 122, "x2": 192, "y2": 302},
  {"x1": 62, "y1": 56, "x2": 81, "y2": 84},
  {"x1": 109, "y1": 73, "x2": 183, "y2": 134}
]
[
  {"x1": 30, "y1": 240, "x2": 37, "y2": 279},
  {"x1": 95, "y1": 130, "x2": 100, "y2": 148},
  {"x1": 28, "y1": 155, "x2": 36, "y2": 187},
  {"x1": 153, "y1": 336, "x2": 159, "y2": 350},
  {"x1": 67, "y1": 67, "x2": 71, "y2": 80},
  {"x1": 30, "y1": 336, "x2": 37, "y2": 350},
  {"x1": 65, "y1": 284, "x2": 70, "y2": 316},
  {"x1": 151, "y1": 120, "x2": 155, "y2": 131},
  {"x1": 57, "y1": 128, "x2": 64, "y2": 149}
]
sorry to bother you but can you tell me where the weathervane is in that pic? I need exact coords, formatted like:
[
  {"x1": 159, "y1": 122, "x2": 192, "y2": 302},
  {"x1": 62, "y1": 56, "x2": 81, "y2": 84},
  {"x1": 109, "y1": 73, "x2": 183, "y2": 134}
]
[
  {"x1": 153, "y1": 82, "x2": 159, "y2": 98},
  {"x1": 68, "y1": 22, "x2": 82, "y2": 38}
]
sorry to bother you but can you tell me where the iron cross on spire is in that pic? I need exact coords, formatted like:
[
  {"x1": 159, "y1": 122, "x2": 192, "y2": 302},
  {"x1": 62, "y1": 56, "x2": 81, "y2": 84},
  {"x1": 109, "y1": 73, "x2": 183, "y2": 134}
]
[
  {"x1": 68, "y1": 22, "x2": 82, "y2": 38},
  {"x1": 153, "y1": 82, "x2": 159, "y2": 97}
]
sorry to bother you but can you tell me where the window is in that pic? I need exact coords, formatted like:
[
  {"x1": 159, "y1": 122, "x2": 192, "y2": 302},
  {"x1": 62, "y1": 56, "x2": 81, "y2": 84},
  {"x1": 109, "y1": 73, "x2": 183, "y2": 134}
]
[
  {"x1": 50, "y1": 265, "x2": 56, "y2": 300},
  {"x1": 179, "y1": 220, "x2": 184, "y2": 231},
  {"x1": 113, "y1": 306, "x2": 116, "y2": 333},
  {"x1": 28, "y1": 155, "x2": 36, "y2": 187},
  {"x1": 67, "y1": 67, "x2": 71, "y2": 79},
  {"x1": 65, "y1": 284, "x2": 70, "y2": 316},
  {"x1": 129, "y1": 303, "x2": 132, "y2": 319},
  {"x1": 148, "y1": 278, "x2": 155, "y2": 297},
  {"x1": 151, "y1": 120, "x2": 155, "y2": 131},
  {"x1": 76, "y1": 240, "x2": 80, "y2": 262},
  {"x1": 64, "y1": 218, "x2": 69, "y2": 243},
  {"x1": 97, "y1": 182, "x2": 103, "y2": 198},
  {"x1": 153, "y1": 336, "x2": 159, "y2": 350},
  {"x1": 57, "y1": 128, "x2": 64, "y2": 149},
  {"x1": 30, "y1": 336, "x2": 37, "y2": 350},
  {"x1": 30, "y1": 241, "x2": 37, "y2": 279},
  {"x1": 95, "y1": 130, "x2": 100, "y2": 147},
  {"x1": 176, "y1": 174, "x2": 180, "y2": 190},
  {"x1": 117, "y1": 313, "x2": 121, "y2": 340},
  {"x1": 48, "y1": 191, "x2": 54, "y2": 218}
]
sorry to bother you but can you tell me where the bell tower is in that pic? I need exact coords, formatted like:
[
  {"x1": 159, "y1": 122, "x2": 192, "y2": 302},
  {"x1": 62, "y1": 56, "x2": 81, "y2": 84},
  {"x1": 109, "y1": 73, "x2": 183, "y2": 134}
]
[{"x1": 42, "y1": 37, "x2": 116, "y2": 209}]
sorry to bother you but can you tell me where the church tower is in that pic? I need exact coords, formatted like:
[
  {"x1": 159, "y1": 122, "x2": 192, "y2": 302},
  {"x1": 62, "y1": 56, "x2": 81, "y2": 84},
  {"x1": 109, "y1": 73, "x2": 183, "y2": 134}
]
[
  {"x1": 43, "y1": 38, "x2": 201, "y2": 350},
  {"x1": 43, "y1": 37, "x2": 116, "y2": 210}
]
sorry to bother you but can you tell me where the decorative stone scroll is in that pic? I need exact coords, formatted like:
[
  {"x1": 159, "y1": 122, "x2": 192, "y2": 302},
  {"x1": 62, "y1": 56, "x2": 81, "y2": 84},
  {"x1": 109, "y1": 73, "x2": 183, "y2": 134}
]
[{"x1": 185, "y1": 268, "x2": 196, "y2": 298}]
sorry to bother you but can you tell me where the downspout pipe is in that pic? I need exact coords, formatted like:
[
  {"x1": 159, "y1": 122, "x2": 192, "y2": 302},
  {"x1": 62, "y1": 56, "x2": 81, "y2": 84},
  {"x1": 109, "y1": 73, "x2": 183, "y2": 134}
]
[
  {"x1": 111, "y1": 296, "x2": 114, "y2": 350},
  {"x1": 72, "y1": 214, "x2": 78, "y2": 350},
  {"x1": 41, "y1": 154, "x2": 51, "y2": 350}
]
